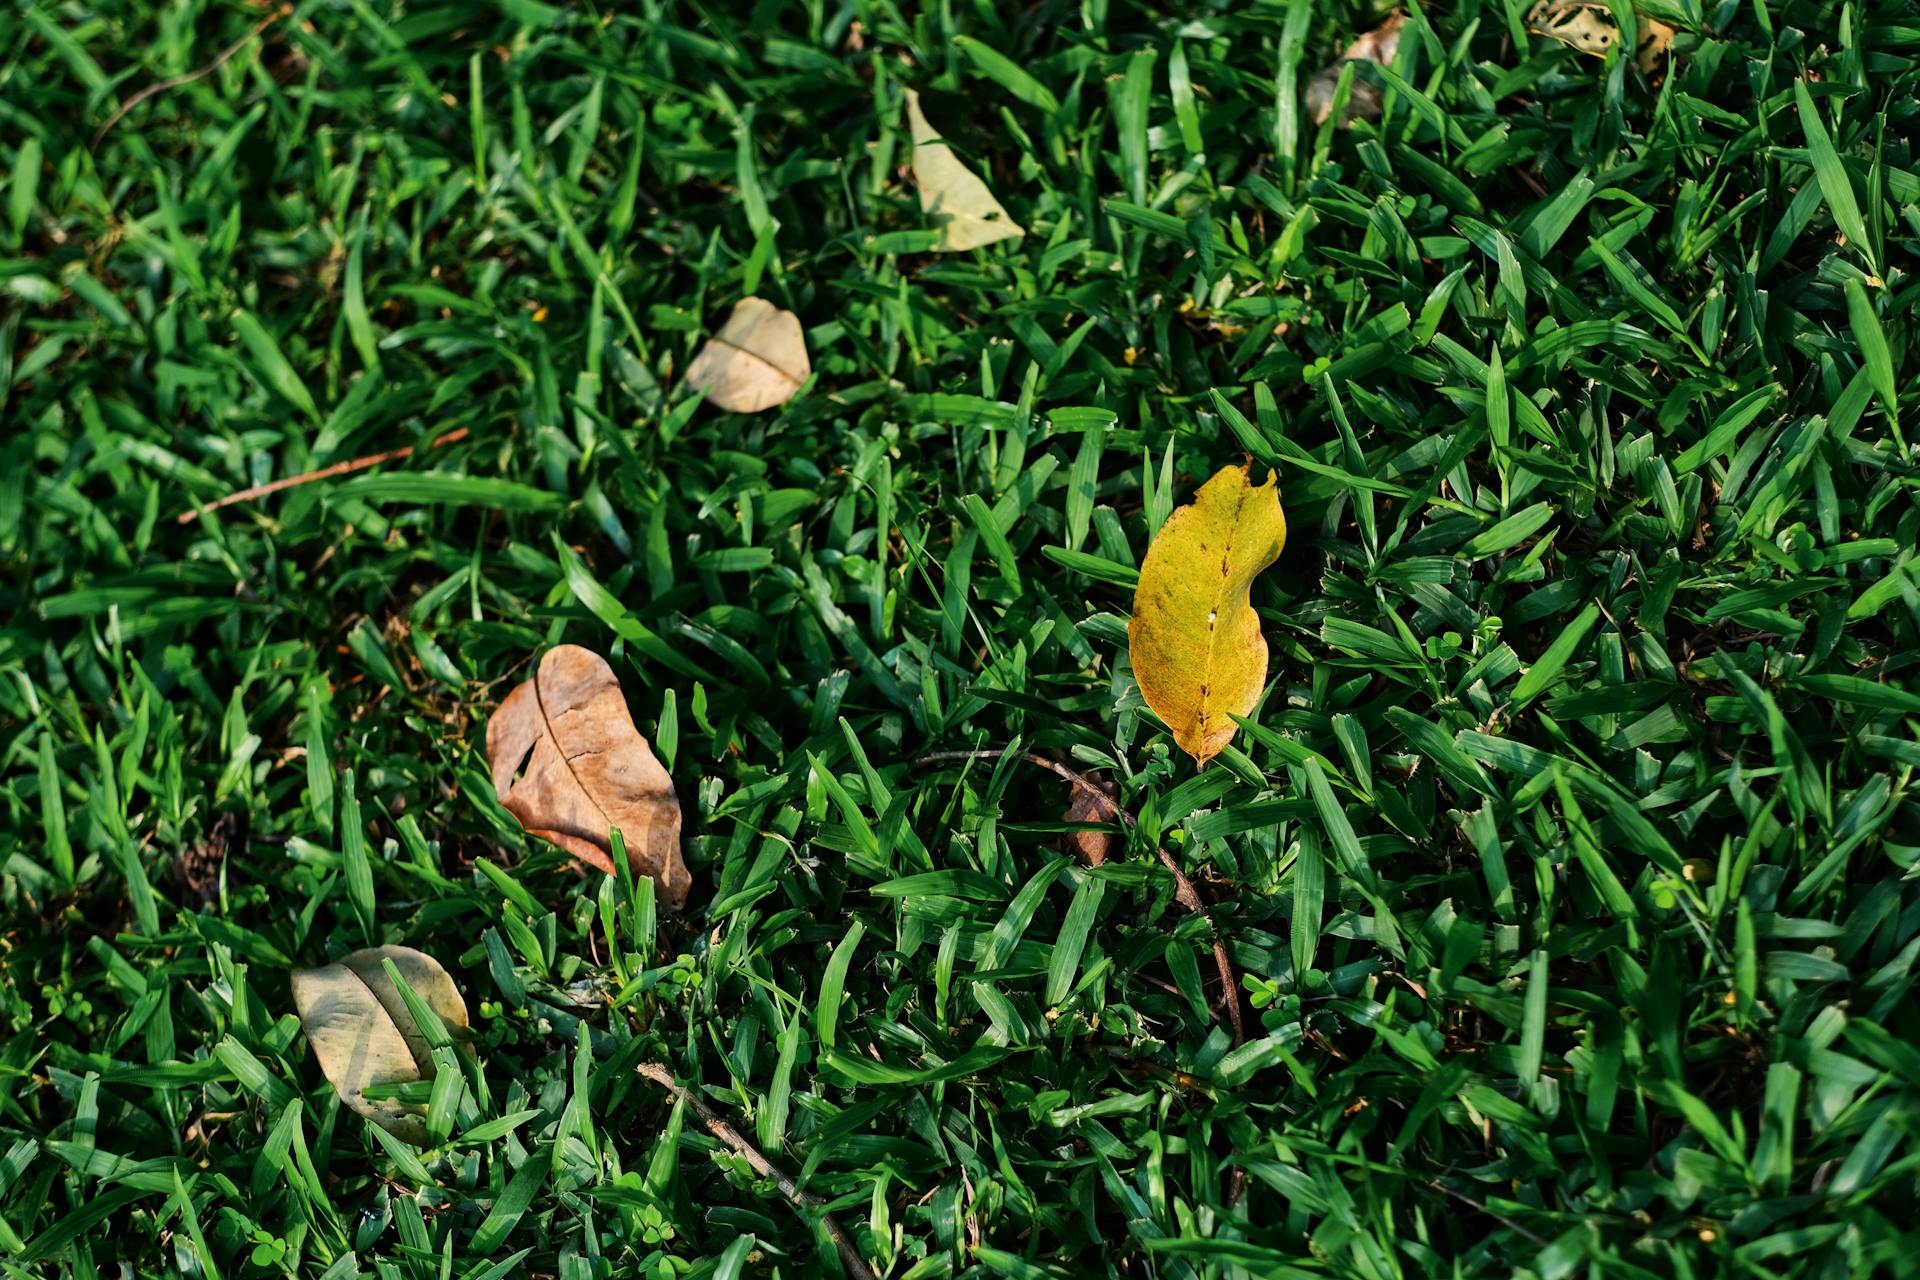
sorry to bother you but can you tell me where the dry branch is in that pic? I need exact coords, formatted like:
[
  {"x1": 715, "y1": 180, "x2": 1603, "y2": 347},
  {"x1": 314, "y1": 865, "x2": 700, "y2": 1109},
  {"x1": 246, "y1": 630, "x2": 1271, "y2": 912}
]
[
  {"x1": 635, "y1": 1062, "x2": 877, "y2": 1280},
  {"x1": 174, "y1": 429, "x2": 470, "y2": 525},
  {"x1": 915, "y1": 748, "x2": 1247, "y2": 1044}
]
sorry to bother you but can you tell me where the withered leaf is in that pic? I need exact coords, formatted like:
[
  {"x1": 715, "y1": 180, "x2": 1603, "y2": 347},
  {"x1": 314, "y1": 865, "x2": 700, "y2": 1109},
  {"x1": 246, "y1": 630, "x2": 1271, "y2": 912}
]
[
  {"x1": 1061, "y1": 776, "x2": 1120, "y2": 867},
  {"x1": 907, "y1": 90, "x2": 1025, "y2": 252},
  {"x1": 486, "y1": 645, "x2": 689, "y2": 909},
  {"x1": 292, "y1": 945, "x2": 468, "y2": 1146},
  {"x1": 1526, "y1": 0, "x2": 1675, "y2": 74},
  {"x1": 684, "y1": 297, "x2": 810, "y2": 413},
  {"x1": 1306, "y1": 12, "x2": 1405, "y2": 127}
]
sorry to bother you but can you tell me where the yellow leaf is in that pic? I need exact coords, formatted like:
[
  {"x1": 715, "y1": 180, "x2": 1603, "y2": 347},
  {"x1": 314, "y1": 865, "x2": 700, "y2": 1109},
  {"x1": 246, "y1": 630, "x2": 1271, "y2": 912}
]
[
  {"x1": 907, "y1": 90, "x2": 1024, "y2": 252},
  {"x1": 1128, "y1": 464, "x2": 1287, "y2": 766},
  {"x1": 291, "y1": 945, "x2": 469, "y2": 1145},
  {"x1": 684, "y1": 297, "x2": 810, "y2": 412}
]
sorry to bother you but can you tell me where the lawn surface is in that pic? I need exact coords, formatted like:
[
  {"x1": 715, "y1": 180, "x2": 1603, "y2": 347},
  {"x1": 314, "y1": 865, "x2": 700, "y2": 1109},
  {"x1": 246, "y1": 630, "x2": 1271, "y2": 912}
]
[{"x1": 5, "y1": 1, "x2": 1920, "y2": 1277}]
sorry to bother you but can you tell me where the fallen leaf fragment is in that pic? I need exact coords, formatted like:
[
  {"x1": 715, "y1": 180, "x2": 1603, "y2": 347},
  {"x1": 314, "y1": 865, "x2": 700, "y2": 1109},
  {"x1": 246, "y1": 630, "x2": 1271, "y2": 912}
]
[
  {"x1": 1526, "y1": 0, "x2": 1675, "y2": 74},
  {"x1": 685, "y1": 297, "x2": 810, "y2": 412},
  {"x1": 1062, "y1": 775, "x2": 1120, "y2": 866},
  {"x1": 907, "y1": 90, "x2": 1024, "y2": 252},
  {"x1": 292, "y1": 945, "x2": 468, "y2": 1145},
  {"x1": 487, "y1": 645, "x2": 690, "y2": 909},
  {"x1": 1128, "y1": 464, "x2": 1287, "y2": 766},
  {"x1": 1306, "y1": 12, "x2": 1405, "y2": 127},
  {"x1": 1636, "y1": 18, "x2": 1678, "y2": 73}
]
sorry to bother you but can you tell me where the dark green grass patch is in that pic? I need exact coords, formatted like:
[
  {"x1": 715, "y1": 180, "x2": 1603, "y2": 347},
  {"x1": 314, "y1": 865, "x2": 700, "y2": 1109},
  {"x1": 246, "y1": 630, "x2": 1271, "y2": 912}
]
[{"x1": 4, "y1": 1, "x2": 1920, "y2": 1277}]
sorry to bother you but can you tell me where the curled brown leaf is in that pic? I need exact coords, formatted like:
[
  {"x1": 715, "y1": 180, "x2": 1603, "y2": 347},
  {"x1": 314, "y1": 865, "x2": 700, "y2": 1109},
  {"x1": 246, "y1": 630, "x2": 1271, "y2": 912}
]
[
  {"x1": 486, "y1": 645, "x2": 689, "y2": 909},
  {"x1": 1061, "y1": 775, "x2": 1120, "y2": 866},
  {"x1": 1306, "y1": 12, "x2": 1405, "y2": 127}
]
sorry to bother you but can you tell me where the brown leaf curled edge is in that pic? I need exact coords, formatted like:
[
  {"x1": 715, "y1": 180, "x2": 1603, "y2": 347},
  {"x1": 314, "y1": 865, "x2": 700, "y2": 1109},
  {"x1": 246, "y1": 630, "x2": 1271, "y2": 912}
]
[
  {"x1": 487, "y1": 645, "x2": 689, "y2": 910},
  {"x1": 1306, "y1": 12, "x2": 1405, "y2": 127},
  {"x1": 1062, "y1": 775, "x2": 1120, "y2": 866}
]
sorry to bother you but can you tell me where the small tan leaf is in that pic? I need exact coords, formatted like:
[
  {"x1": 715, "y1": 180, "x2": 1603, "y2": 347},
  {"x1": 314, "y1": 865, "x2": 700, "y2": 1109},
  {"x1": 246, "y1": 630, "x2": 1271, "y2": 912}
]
[
  {"x1": 292, "y1": 945, "x2": 469, "y2": 1145},
  {"x1": 684, "y1": 297, "x2": 810, "y2": 412},
  {"x1": 1306, "y1": 12, "x2": 1406, "y2": 127},
  {"x1": 1128, "y1": 464, "x2": 1288, "y2": 767},
  {"x1": 907, "y1": 90, "x2": 1024, "y2": 252},
  {"x1": 1062, "y1": 777, "x2": 1120, "y2": 866},
  {"x1": 1526, "y1": 1, "x2": 1675, "y2": 74},
  {"x1": 486, "y1": 644, "x2": 689, "y2": 909}
]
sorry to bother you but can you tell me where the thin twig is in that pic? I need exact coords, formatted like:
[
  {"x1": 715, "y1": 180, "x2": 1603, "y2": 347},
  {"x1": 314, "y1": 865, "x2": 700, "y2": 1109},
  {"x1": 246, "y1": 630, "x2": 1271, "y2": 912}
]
[
  {"x1": 635, "y1": 1062, "x2": 877, "y2": 1280},
  {"x1": 174, "y1": 429, "x2": 470, "y2": 525},
  {"x1": 1424, "y1": 1180, "x2": 1550, "y2": 1248},
  {"x1": 914, "y1": 748, "x2": 1246, "y2": 1044},
  {"x1": 94, "y1": 6, "x2": 291, "y2": 147}
]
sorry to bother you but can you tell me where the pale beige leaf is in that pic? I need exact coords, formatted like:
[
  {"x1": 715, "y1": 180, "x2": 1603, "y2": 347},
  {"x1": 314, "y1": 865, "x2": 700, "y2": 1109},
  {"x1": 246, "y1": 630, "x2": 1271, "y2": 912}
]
[
  {"x1": 341, "y1": 946, "x2": 469, "y2": 1072},
  {"x1": 292, "y1": 945, "x2": 466, "y2": 1145},
  {"x1": 1527, "y1": 1, "x2": 1675, "y2": 73},
  {"x1": 1306, "y1": 12, "x2": 1405, "y2": 127},
  {"x1": 486, "y1": 644, "x2": 690, "y2": 909},
  {"x1": 907, "y1": 90, "x2": 1024, "y2": 252},
  {"x1": 684, "y1": 297, "x2": 810, "y2": 412}
]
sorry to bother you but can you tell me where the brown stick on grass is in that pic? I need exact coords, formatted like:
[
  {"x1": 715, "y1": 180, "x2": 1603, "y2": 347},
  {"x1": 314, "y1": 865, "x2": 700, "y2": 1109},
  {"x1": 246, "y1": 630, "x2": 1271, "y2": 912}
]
[
  {"x1": 915, "y1": 748, "x2": 1247, "y2": 1045},
  {"x1": 635, "y1": 1063, "x2": 877, "y2": 1280},
  {"x1": 174, "y1": 428, "x2": 471, "y2": 525},
  {"x1": 94, "y1": 6, "x2": 293, "y2": 147}
]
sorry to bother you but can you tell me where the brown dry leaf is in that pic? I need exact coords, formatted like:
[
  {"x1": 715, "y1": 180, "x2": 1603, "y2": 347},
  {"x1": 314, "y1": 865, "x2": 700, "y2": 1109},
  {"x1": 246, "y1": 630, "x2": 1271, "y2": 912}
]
[
  {"x1": 684, "y1": 297, "x2": 811, "y2": 412},
  {"x1": 486, "y1": 645, "x2": 689, "y2": 909},
  {"x1": 1306, "y1": 12, "x2": 1405, "y2": 127},
  {"x1": 1526, "y1": 1, "x2": 1675, "y2": 74},
  {"x1": 907, "y1": 90, "x2": 1025, "y2": 252},
  {"x1": 292, "y1": 945, "x2": 468, "y2": 1145},
  {"x1": 1128, "y1": 464, "x2": 1287, "y2": 767},
  {"x1": 1061, "y1": 776, "x2": 1120, "y2": 866}
]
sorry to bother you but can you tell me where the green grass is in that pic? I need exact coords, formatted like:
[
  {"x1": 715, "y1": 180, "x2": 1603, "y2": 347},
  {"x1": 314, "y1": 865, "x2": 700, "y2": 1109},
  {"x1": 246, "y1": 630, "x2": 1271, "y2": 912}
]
[{"x1": 4, "y1": 0, "x2": 1920, "y2": 1276}]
